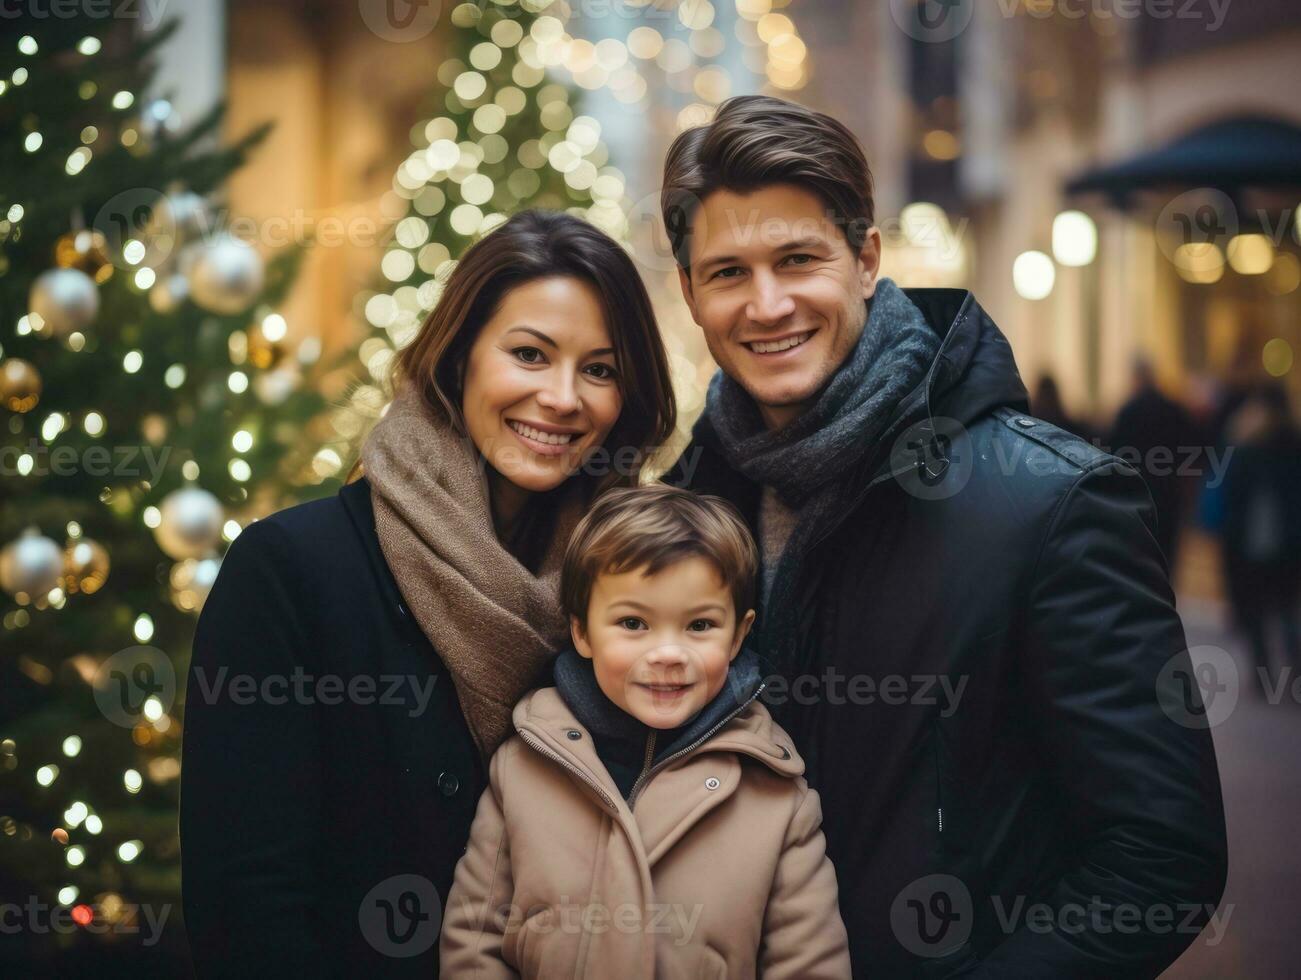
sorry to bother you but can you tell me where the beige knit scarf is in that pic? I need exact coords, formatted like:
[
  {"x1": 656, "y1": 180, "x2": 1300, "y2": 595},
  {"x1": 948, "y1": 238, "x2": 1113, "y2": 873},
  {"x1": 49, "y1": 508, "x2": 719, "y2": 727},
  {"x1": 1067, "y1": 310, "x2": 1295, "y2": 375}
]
[{"x1": 360, "y1": 383, "x2": 587, "y2": 763}]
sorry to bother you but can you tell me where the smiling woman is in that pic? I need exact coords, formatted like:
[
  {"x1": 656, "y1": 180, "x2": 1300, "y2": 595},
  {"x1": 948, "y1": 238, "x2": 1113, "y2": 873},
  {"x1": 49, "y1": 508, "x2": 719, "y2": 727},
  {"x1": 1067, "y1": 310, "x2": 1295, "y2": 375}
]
[{"x1": 181, "y1": 209, "x2": 677, "y2": 978}]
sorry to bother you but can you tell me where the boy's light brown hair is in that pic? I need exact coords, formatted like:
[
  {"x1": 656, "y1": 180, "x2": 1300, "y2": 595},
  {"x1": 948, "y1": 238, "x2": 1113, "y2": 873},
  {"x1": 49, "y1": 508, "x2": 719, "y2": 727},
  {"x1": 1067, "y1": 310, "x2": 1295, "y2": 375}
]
[
  {"x1": 660, "y1": 94, "x2": 876, "y2": 270},
  {"x1": 561, "y1": 484, "x2": 759, "y2": 629}
]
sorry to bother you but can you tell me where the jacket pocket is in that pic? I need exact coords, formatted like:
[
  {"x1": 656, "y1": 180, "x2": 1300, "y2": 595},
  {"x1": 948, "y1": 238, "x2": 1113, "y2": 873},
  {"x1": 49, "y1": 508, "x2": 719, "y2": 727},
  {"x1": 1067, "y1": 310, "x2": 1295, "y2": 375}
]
[{"x1": 514, "y1": 907, "x2": 556, "y2": 979}]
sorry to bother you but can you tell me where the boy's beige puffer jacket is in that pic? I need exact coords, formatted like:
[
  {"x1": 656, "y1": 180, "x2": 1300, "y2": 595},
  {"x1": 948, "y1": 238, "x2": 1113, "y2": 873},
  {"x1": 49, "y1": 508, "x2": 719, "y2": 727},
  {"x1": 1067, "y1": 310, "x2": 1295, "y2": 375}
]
[{"x1": 439, "y1": 684, "x2": 852, "y2": 978}]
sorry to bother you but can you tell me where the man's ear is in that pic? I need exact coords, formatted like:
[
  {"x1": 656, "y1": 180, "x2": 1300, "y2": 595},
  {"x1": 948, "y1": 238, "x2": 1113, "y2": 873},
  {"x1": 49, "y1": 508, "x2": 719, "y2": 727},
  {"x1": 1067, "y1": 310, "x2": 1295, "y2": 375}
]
[
  {"x1": 570, "y1": 614, "x2": 593, "y2": 659},
  {"x1": 857, "y1": 225, "x2": 883, "y2": 301},
  {"x1": 730, "y1": 608, "x2": 757, "y2": 661},
  {"x1": 677, "y1": 266, "x2": 700, "y2": 323}
]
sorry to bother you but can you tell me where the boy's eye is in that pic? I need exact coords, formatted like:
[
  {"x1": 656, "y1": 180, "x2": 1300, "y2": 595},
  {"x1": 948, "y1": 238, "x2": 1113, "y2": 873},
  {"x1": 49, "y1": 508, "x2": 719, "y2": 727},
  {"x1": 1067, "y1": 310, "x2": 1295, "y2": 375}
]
[
  {"x1": 512, "y1": 346, "x2": 544, "y2": 364},
  {"x1": 687, "y1": 619, "x2": 715, "y2": 632},
  {"x1": 619, "y1": 617, "x2": 646, "y2": 631}
]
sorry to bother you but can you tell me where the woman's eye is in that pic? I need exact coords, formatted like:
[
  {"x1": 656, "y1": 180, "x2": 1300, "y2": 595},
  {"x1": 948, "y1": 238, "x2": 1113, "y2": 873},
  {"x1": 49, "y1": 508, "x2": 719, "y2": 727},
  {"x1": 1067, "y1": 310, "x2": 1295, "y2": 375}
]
[
  {"x1": 619, "y1": 617, "x2": 646, "y2": 631},
  {"x1": 585, "y1": 362, "x2": 618, "y2": 381},
  {"x1": 512, "y1": 346, "x2": 544, "y2": 364}
]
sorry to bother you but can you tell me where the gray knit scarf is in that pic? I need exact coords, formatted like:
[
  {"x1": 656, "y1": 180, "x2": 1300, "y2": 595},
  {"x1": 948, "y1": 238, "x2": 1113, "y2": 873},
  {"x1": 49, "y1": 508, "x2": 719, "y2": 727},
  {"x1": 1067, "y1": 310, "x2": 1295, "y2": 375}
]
[{"x1": 704, "y1": 278, "x2": 940, "y2": 672}]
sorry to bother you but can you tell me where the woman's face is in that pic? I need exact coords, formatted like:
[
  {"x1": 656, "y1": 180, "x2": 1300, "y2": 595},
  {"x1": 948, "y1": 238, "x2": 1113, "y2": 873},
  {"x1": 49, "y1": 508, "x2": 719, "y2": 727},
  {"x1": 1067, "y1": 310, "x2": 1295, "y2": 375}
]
[{"x1": 461, "y1": 275, "x2": 623, "y2": 494}]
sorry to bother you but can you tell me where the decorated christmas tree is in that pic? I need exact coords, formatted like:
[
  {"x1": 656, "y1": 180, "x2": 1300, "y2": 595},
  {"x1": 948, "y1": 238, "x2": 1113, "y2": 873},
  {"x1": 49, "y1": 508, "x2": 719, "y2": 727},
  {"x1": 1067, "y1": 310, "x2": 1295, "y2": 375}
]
[{"x1": 0, "y1": 16, "x2": 343, "y2": 971}]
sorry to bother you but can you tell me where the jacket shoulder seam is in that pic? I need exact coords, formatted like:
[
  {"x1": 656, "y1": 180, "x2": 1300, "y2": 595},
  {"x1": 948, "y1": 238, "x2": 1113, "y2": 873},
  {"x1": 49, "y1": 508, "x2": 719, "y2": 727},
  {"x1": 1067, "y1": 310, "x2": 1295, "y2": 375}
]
[
  {"x1": 1027, "y1": 455, "x2": 1136, "y2": 584},
  {"x1": 991, "y1": 406, "x2": 1108, "y2": 472}
]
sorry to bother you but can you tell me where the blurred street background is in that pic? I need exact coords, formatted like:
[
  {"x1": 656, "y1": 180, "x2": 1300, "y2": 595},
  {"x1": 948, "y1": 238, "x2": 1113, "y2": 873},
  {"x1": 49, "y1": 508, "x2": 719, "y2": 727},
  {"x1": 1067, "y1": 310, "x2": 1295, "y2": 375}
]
[{"x1": 1, "y1": 0, "x2": 1299, "y2": 975}]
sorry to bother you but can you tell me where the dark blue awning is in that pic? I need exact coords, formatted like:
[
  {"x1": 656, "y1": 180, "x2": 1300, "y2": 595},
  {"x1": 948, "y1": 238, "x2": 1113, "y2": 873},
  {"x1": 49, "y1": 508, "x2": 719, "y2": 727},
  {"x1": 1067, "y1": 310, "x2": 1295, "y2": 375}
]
[{"x1": 1066, "y1": 115, "x2": 1301, "y2": 200}]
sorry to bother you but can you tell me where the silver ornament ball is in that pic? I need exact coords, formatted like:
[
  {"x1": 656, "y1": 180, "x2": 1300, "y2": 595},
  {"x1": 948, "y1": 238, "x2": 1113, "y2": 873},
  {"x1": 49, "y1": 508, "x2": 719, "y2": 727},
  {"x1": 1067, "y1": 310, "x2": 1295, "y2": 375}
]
[
  {"x1": 187, "y1": 235, "x2": 265, "y2": 315},
  {"x1": 29, "y1": 268, "x2": 99, "y2": 337},
  {"x1": 153, "y1": 487, "x2": 225, "y2": 560},
  {"x1": 0, "y1": 531, "x2": 65, "y2": 600}
]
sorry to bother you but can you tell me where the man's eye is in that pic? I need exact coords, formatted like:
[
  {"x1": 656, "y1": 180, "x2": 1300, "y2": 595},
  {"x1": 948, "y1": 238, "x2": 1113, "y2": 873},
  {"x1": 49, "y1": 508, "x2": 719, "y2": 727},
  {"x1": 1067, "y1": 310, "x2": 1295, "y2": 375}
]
[
  {"x1": 688, "y1": 619, "x2": 716, "y2": 632},
  {"x1": 785, "y1": 254, "x2": 815, "y2": 266},
  {"x1": 711, "y1": 266, "x2": 743, "y2": 280},
  {"x1": 512, "y1": 346, "x2": 544, "y2": 364},
  {"x1": 619, "y1": 618, "x2": 645, "y2": 630}
]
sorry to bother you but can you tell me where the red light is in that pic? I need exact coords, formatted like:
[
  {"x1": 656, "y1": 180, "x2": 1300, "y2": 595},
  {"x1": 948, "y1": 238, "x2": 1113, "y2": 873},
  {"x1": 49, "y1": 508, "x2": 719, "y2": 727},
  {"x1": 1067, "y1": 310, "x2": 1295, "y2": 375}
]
[{"x1": 71, "y1": 904, "x2": 93, "y2": 927}]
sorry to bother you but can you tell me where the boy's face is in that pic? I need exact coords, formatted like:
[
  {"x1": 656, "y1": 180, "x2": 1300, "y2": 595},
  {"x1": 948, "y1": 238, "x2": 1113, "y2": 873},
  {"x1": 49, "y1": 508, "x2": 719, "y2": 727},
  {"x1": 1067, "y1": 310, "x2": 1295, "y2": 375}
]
[
  {"x1": 676, "y1": 183, "x2": 882, "y2": 432},
  {"x1": 571, "y1": 557, "x2": 756, "y2": 730}
]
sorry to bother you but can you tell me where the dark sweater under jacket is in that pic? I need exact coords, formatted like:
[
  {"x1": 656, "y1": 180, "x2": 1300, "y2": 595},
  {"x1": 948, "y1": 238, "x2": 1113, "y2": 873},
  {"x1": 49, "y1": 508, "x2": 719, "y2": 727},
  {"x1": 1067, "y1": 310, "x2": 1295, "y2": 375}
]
[{"x1": 550, "y1": 645, "x2": 767, "y2": 800}]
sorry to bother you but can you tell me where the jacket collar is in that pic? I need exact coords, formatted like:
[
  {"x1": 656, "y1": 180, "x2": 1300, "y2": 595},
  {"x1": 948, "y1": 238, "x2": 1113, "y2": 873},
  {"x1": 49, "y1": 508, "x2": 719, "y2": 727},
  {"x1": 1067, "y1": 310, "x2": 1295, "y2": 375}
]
[
  {"x1": 686, "y1": 288, "x2": 1030, "y2": 500},
  {"x1": 514, "y1": 660, "x2": 803, "y2": 812},
  {"x1": 337, "y1": 476, "x2": 409, "y2": 619}
]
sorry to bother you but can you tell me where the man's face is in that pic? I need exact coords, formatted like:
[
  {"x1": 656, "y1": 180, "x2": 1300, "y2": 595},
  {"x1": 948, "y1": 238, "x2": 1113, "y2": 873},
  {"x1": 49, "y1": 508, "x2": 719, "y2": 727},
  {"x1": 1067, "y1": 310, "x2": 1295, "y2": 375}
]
[{"x1": 678, "y1": 184, "x2": 882, "y2": 431}]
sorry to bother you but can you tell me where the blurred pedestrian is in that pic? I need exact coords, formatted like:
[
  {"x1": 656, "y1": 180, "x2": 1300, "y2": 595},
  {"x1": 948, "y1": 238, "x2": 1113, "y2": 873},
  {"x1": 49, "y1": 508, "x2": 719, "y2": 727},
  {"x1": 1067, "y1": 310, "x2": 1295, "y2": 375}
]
[
  {"x1": 1221, "y1": 383, "x2": 1301, "y2": 682},
  {"x1": 1107, "y1": 359, "x2": 1200, "y2": 570},
  {"x1": 1032, "y1": 374, "x2": 1097, "y2": 442}
]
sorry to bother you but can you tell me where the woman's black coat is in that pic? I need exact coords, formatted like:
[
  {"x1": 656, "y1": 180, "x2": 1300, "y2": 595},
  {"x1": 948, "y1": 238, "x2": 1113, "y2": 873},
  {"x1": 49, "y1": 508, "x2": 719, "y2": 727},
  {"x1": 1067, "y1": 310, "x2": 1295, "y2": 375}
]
[{"x1": 180, "y1": 477, "x2": 484, "y2": 977}]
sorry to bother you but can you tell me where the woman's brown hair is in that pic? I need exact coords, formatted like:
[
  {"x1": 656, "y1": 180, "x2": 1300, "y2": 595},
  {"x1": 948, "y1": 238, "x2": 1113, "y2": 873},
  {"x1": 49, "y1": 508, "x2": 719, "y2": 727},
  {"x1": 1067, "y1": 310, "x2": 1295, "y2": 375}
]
[{"x1": 385, "y1": 208, "x2": 676, "y2": 497}]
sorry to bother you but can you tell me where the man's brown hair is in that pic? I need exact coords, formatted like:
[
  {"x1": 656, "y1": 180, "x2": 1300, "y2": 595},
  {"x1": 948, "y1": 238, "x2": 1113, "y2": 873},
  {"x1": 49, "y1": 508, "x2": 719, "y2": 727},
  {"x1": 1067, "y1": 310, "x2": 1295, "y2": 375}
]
[
  {"x1": 561, "y1": 484, "x2": 759, "y2": 629},
  {"x1": 660, "y1": 94, "x2": 875, "y2": 270}
]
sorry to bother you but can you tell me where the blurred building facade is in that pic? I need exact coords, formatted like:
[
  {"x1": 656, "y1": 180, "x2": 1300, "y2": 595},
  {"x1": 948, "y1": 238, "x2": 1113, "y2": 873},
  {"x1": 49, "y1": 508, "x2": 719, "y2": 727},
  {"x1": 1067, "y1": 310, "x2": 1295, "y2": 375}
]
[
  {"x1": 149, "y1": 0, "x2": 1301, "y2": 425},
  {"x1": 802, "y1": 0, "x2": 1301, "y2": 426}
]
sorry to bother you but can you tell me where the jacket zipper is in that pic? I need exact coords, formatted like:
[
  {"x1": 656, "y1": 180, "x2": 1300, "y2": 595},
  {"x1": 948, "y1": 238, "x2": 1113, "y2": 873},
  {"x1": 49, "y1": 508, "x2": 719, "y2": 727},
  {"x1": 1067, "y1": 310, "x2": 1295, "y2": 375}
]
[
  {"x1": 634, "y1": 730, "x2": 657, "y2": 794},
  {"x1": 626, "y1": 682, "x2": 767, "y2": 809},
  {"x1": 516, "y1": 729, "x2": 620, "y2": 814},
  {"x1": 933, "y1": 719, "x2": 945, "y2": 835}
]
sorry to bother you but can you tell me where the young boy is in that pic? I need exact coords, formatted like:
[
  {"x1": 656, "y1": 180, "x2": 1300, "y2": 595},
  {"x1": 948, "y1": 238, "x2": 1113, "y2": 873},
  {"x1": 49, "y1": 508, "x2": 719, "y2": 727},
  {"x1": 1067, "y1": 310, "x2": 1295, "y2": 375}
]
[{"x1": 439, "y1": 484, "x2": 851, "y2": 978}]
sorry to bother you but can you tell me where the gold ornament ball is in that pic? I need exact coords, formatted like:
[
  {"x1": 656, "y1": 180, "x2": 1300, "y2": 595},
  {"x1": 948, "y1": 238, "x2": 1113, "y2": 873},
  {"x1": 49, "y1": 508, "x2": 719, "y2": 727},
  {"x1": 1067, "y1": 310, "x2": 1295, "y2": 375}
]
[
  {"x1": 1, "y1": 358, "x2": 42, "y2": 413},
  {"x1": 247, "y1": 325, "x2": 287, "y2": 370},
  {"x1": 62, "y1": 537, "x2": 110, "y2": 595},
  {"x1": 54, "y1": 229, "x2": 114, "y2": 283},
  {"x1": 0, "y1": 531, "x2": 64, "y2": 602},
  {"x1": 153, "y1": 486, "x2": 224, "y2": 560},
  {"x1": 170, "y1": 556, "x2": 222, "y2": 613}
]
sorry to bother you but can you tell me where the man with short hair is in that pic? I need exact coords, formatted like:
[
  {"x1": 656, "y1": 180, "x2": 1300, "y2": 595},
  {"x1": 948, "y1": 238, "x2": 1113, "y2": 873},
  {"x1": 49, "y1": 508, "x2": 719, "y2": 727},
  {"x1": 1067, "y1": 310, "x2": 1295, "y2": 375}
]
[{"x1": 662, "y1": 95, "x2": 1227, "y2": 978}]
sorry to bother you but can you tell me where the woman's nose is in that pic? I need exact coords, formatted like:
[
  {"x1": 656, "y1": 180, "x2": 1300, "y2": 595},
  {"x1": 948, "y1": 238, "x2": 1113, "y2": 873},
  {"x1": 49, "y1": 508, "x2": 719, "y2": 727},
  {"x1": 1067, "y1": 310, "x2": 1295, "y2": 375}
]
[{"x1": 535, "y1": 371, "x2": 580, "y2": 414}]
